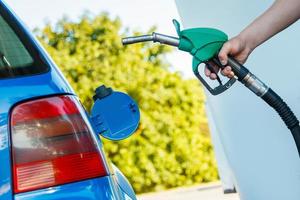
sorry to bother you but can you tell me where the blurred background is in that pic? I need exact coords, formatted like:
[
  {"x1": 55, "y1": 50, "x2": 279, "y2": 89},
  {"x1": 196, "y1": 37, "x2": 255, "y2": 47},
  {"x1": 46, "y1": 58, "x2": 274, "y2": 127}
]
[{"x1": 5, "y1": 0, "x2": 218, "y2": 195}]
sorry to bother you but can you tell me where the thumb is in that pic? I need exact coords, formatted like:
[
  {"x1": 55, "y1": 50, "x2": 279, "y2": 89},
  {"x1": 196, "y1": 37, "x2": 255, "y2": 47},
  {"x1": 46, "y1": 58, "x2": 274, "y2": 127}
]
[{"x1": 218, "y1": 42, "x2": 231, "y2": 65}]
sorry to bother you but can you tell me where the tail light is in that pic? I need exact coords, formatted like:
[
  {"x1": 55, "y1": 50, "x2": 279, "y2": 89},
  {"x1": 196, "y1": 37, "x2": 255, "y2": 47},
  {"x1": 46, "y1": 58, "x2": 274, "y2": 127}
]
[{"x1": 10, "y1": 95, "x2": 108, "y2": 193}]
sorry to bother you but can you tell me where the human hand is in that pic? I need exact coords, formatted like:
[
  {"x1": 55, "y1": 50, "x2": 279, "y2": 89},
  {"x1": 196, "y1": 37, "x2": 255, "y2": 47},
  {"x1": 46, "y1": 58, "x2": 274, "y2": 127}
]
[{"x1": 205, "y1": 36, "x2": 253, "y2": 80}]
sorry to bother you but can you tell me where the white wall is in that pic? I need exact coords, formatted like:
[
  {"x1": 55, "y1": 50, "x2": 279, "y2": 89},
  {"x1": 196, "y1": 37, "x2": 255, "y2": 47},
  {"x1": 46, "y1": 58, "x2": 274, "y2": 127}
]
[{"x1": 175, "y1": 1, "x2": 300, "y2": 200}]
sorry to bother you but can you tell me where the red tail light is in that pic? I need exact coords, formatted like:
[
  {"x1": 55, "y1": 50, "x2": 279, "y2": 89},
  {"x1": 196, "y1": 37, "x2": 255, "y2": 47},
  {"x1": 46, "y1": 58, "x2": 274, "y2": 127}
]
[{"x1": 11, "y1": 95, "x2": 108, "y2": 193}]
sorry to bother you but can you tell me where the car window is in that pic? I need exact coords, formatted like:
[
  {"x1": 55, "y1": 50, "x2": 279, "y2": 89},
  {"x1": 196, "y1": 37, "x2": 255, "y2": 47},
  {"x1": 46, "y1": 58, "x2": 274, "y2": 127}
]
[
  {"x1": 0, "y1": 15, "x2": 33, "y2": 68},
  {"x1": 0, "y1": 6, "x2": 48, "y2": 79}
]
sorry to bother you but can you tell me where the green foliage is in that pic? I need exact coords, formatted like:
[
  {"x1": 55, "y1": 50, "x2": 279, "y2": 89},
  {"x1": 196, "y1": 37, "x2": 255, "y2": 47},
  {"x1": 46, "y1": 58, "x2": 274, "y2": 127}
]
[{"x1": 37, "y1": 13, "x2": 218, "y2": 193}]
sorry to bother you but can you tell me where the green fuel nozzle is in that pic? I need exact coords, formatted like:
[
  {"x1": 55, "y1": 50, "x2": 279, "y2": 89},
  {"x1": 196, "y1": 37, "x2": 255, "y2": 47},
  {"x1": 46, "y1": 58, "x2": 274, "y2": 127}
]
[{"x1": 122, "y1": 19, "x2": 236, "y2": 95}]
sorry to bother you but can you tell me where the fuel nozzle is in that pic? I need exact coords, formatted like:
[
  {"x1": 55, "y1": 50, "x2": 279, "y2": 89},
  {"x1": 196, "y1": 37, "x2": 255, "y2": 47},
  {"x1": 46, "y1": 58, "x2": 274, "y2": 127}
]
[
  {"x1": 122, "y1": 32, "x2": 179, "y2": 47},
  {"x1": 121, "y1": 19, "x2": 237, "y2": 96}
]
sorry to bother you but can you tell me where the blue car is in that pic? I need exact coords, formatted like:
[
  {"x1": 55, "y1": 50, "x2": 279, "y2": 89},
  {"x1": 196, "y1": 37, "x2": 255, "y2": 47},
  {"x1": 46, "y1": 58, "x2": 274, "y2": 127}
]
[{"x1": 0, "y1": 1, "x2": 139, "y2": 199}]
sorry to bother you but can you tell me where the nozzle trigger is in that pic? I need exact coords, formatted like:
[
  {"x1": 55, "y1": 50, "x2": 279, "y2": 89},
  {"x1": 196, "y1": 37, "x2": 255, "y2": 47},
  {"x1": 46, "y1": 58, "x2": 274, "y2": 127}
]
[{"x1": 193, "y1": 58, "x2": 236, "y2": 95}]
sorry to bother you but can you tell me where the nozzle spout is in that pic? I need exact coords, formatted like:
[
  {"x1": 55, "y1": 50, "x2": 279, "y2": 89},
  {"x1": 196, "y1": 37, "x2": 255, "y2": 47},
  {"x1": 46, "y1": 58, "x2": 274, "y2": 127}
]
[
  {"x1": 122, "y1": 34, "x2": 154, "y2": 45},
  {"x1": 122, "y1": 32, "x2": 179, "y2": 47}
]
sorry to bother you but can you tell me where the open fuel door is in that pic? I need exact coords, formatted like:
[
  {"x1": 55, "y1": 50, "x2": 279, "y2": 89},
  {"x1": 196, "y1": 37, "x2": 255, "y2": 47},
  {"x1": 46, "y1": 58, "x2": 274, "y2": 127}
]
[{"x1": 90, "y1": 85, "x2": 140, "y2": 141}]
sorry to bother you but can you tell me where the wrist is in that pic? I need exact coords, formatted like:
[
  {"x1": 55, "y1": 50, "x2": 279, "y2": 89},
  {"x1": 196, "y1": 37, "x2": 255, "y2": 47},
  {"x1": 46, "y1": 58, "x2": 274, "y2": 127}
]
[{"x1": 238, "y1": 31, "x2": 257, "y2": 52}]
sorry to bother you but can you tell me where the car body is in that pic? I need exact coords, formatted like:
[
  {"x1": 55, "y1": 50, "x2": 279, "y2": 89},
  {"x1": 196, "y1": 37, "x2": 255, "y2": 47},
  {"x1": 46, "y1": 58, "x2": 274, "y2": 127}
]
[{"x1": 0, "y1": 1, "x2": 136, "y2": 199}]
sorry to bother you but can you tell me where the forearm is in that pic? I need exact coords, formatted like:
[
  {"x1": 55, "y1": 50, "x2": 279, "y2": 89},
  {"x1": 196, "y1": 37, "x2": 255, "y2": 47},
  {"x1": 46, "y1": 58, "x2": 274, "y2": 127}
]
[{"x1": 239, "y1": 0, "x2": 300, "y2": 50}]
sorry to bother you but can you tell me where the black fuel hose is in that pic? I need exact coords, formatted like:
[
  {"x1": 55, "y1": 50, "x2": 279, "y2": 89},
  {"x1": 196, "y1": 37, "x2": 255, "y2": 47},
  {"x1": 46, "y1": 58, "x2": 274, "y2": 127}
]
[
  {"x1": 262, "y1": 89, "x2": 300, "y2": 156},
  {"x1": 214, "y1": 56, "x2": 300, "y2": 157}
]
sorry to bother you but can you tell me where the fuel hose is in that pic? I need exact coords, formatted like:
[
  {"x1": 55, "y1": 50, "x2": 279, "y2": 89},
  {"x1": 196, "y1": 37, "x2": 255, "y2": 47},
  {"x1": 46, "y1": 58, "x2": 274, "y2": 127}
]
[{"x1": 219, "y1": 57, "x2": 300, "y2": 157}]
